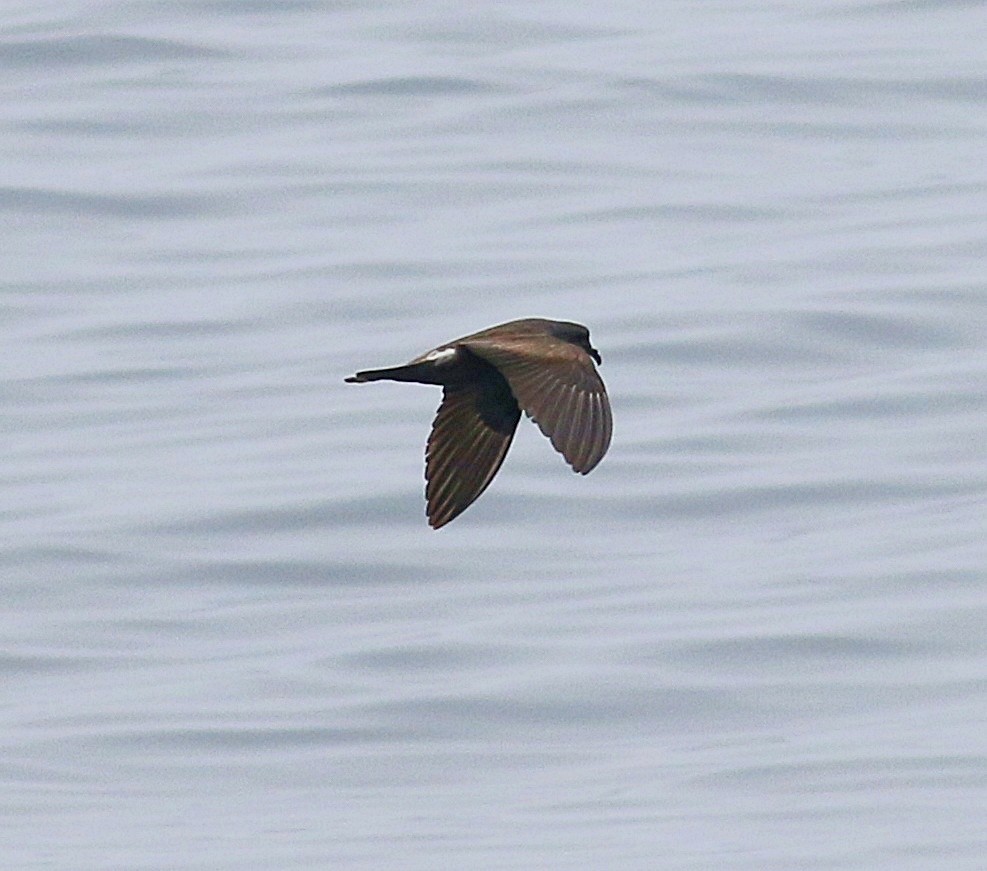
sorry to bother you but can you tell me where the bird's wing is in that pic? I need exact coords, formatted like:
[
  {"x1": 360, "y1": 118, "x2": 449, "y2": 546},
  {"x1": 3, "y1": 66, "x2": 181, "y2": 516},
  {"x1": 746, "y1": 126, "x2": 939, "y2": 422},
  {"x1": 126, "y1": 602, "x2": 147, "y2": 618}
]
[
  {"x1": 462, "y1": 337, "x2": 612, "y2": 474},
  {"x1": 425, "y1": 379, "x2": 521, "y2": 529}
]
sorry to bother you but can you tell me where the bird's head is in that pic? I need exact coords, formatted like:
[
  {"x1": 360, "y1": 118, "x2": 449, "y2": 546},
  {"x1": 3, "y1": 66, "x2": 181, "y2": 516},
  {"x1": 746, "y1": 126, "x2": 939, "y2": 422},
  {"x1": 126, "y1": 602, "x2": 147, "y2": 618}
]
[{"x1": 550, "y1": 321, "x2": 602, "y2": 364}]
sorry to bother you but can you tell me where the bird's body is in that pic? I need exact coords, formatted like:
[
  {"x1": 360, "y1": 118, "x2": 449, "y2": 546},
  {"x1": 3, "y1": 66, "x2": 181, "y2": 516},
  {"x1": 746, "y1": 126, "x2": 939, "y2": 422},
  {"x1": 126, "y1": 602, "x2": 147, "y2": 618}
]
[{"x1": 345, "y1": 318, "x2": 611, "y2": 528}]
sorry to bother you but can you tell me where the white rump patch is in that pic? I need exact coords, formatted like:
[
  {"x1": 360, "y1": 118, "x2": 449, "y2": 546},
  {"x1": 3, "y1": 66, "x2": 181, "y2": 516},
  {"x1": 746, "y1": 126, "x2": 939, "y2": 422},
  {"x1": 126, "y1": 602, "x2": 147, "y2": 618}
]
[{"x1": 425, "y1": 347, "x2": 457, "y2": 365}]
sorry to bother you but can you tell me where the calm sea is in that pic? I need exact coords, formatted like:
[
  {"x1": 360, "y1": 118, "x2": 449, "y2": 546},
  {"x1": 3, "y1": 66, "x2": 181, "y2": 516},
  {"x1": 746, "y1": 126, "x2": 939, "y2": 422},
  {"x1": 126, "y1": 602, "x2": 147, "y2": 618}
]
[{"x1": 3, "y1": 2, "x2": 985, "y2": 869}]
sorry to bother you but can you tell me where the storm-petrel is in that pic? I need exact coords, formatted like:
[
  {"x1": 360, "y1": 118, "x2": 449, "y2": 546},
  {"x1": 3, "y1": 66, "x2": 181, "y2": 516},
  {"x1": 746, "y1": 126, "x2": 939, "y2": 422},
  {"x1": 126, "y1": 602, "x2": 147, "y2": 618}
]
[{"x1": 345, "y1": 318, "x2": 611, "y2": 528}]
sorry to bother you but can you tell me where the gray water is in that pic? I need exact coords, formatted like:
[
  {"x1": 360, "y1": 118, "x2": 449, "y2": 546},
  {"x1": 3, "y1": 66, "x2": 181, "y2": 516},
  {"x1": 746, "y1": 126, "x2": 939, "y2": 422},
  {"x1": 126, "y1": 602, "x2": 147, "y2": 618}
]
[{"x1": 3, "y1": 2, "x2": 986, "y2": 869}]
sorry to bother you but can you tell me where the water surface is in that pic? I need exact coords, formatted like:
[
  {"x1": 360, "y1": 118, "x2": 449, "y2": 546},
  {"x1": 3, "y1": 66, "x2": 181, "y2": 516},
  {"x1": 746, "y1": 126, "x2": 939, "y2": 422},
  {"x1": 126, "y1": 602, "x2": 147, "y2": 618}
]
[{"x1": 3, "y1": 2, "x2": 986, "y2": 869}]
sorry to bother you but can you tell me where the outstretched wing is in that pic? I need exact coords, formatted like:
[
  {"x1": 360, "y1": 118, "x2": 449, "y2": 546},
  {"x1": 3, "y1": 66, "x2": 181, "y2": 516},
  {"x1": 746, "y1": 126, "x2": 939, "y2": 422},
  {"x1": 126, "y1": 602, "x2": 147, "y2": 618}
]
[
  {"x1": 462, "y1": 337, "x2": 611, "y2": 474},
  {"x1": 425, "y1": 377, "x2": 521, "y2": 529}
]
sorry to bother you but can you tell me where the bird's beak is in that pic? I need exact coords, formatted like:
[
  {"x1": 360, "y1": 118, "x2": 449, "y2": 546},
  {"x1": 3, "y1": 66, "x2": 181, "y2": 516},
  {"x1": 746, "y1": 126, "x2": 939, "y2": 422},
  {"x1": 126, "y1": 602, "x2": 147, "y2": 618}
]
[{"x1": 590, "y1": 347, "x2": 602, "y2": 364}]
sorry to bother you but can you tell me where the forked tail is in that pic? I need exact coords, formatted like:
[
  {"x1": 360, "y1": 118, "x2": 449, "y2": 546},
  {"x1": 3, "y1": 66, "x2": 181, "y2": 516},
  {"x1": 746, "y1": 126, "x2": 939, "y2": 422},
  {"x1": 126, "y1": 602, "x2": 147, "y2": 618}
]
[{"x1": 344, "y1": 362, "x2": 439, "y2": 384}]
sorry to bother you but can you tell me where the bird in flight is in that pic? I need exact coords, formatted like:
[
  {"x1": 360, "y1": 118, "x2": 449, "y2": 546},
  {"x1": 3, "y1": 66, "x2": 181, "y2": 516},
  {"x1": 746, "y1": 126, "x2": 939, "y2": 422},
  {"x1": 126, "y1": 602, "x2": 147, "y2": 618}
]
[{"x1": 345, "y1": 318, "x2": 612, "y2": 528}]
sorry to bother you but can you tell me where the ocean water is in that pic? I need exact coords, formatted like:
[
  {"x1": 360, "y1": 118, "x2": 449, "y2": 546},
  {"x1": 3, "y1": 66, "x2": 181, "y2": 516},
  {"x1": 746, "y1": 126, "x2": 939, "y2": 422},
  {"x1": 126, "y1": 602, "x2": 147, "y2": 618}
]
[{"x1": 3, "y1": 2, "x2": 986, "y2": 869}]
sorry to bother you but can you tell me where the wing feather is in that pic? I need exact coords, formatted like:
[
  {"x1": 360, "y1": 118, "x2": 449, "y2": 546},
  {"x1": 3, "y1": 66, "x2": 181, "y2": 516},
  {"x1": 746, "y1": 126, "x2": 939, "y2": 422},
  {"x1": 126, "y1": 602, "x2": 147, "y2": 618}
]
[
  {"x1": 462, "y1": 337, "x2": 611, "y2": 473},
  {"x1": 424, "y1": 379, "x2": 520, "y2": 528}
]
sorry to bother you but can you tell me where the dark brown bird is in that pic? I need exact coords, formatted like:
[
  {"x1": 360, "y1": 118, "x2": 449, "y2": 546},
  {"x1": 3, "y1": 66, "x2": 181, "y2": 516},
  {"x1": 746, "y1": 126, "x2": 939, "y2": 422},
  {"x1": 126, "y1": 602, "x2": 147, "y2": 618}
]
[{"x1": 345, "y1": 318, "x2": 611, "y2": 528}]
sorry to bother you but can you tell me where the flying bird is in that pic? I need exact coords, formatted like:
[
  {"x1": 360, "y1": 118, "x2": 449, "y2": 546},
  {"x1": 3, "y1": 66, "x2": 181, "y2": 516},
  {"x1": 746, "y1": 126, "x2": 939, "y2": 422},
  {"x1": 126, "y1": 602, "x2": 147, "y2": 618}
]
[{"x1": 345, "y1": 318, "x2": 612, "y2": 528}]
